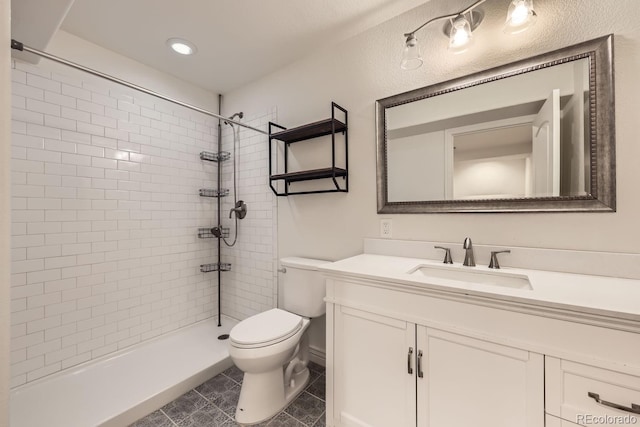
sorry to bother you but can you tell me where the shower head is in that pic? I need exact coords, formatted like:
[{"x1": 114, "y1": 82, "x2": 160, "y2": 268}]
[{"x1": 224, "y1": 112, "x2": 244, "y2": 126}]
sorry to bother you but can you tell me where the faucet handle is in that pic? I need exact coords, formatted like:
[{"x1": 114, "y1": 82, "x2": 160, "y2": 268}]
[
  {"x1": 434, "y1": 246, "x2": 453, "y2": 264},
  {"x1": 488, "y1": 250, "x2": 511, "y2": 269}
]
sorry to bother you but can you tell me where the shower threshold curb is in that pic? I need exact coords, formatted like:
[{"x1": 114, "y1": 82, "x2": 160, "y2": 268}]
[{"x1": 10, "y1": 316, "x2": 238, "y2": 427}]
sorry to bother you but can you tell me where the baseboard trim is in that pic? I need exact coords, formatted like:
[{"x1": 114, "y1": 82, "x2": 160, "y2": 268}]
[{"x1": 309, "y1": 345, "x2": 326, "y2": 367}]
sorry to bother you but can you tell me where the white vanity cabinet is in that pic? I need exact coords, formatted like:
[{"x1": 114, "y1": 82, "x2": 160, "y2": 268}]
[
  {"x1": 324, "y1": 264, "x2": 640, "y2": 427},
  {"x1": 417, "y1": 327, "x2": 543, "y2": 427},
  {"x1": 331, "y1": 304, "x2": 543, "y2": 427},
  {"x1": 333, "y1": 306, "x2": 416, "y2": 427}
]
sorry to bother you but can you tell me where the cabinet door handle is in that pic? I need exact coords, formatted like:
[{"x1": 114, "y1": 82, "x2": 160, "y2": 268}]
[
  {"x1": 588, "y1": 392, "x2": 640, "y2": 414},
  {"x1": 407, "y1": 347, "x2": 413, "y2": 375},
  {"x1": 417, "y1": 350, "x2": 424, "y2": 378}
]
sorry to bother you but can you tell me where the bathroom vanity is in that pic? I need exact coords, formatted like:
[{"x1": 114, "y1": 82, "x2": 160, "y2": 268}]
[{"x1": 322, "y1": 245, "x2": 640, "y2": 427}]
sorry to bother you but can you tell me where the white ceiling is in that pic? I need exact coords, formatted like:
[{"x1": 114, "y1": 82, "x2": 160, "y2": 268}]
[
  {"x1": 455, "y1": 125, "x2": 532, "y2": 153},
  {"x1": 50, "y1": 0, "x2": 428, "y2": 94},
  {"x1": 10, "y1": 0, "x2": 75, "y2": 63}
]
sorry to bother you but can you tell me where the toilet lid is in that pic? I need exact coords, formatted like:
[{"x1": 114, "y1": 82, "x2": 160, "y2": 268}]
[{"x1": 230, "y1": 308, "x2": 303, "y2": 348}]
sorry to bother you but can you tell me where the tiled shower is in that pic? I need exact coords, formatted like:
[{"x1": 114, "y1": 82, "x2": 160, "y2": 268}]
[
  {"x1": 10, "y1": 58, "x2": 277, "y2": 388},
  {"x1": 219, "y1": 109, "x2": 278, "y2": 321}
]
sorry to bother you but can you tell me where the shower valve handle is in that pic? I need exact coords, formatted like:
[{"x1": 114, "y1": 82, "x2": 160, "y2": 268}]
[{"x1": 229, "y1": 200, "x2": 247, "y2": 219}]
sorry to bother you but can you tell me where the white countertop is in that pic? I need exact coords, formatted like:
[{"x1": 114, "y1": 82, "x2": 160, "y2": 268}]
[{"x1": 320, "y1": 254, "x2": 640, "y2": 324}]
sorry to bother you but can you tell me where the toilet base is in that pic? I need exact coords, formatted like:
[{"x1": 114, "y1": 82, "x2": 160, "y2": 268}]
[{"x1": 235, "y1": 366, "x2": 310, "y2": 425}]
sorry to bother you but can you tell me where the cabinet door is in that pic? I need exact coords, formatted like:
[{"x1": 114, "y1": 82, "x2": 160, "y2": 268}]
[
  {"x1": 333, "y1": 306, "x2": 416, "y2": 427},
  {"x1": 416, "y1": 327, "x2": 544, "y2": 427}
]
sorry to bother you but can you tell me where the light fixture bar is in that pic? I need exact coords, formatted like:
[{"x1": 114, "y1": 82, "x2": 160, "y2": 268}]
[
  {"x1": 403, "y1": 0, "x2": 486, "y2": 38},
  {"x1": 401, "y1": 0, "x2": 487, "y2": 69}
]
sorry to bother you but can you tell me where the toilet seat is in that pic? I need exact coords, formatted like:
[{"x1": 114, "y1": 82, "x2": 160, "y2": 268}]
[{"x1": 230, "y1": 308, "x2": 303, "y2": 349}]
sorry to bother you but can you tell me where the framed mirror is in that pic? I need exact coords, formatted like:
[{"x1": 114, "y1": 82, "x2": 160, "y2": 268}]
[{"x1": 376, "y1": 35, "x2": 615, "y2": 213}]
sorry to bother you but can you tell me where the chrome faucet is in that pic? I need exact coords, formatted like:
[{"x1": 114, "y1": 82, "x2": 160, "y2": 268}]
[{"x1": 462, "y1": 237, "x2": 475, "y2": 267}]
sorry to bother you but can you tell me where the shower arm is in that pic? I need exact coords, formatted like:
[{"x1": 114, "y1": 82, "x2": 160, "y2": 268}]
[{"x1": 10, "y1": 39, "x2": 267, "y2": 135}]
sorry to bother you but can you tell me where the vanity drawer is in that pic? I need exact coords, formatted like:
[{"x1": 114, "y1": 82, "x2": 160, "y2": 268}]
[{"x1": 546, "y1": 357, "x2": 640, "y2": 426}]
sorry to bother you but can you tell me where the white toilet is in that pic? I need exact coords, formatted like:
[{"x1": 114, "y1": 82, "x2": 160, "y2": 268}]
[{"x1": 228, "y1": 257, "x2": 329, "y2": 425}]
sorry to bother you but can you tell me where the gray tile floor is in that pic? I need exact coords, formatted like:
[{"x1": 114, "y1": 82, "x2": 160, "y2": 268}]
[{"x1": 130, "y1": 362, "x2": 326, "y2": 427}]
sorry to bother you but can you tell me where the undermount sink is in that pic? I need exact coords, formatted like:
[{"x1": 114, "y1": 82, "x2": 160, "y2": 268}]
[{"x1": 407, "y1": 264, "x2": 533, "y2": 290}]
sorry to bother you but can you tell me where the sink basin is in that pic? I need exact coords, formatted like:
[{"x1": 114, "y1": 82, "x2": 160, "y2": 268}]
[{"x1": 407, "y1": 264, "x2": 532, "y2": 290}]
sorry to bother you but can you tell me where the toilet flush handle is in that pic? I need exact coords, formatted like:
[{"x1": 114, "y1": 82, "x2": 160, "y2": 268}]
[{"x1": 278, "y1": 267, "x2": 287, "y2": 273}]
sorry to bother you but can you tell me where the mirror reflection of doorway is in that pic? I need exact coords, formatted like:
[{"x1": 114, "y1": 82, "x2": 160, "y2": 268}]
[
  {"x1": 448, "y1": 118, "x2": 534, "y2": 200},
  {"x1": 532, "y1": 89, "x2": 561, "y2": 197},
  {"x1": 448, "y1": 89, "x2": 561, "y2": 200}
]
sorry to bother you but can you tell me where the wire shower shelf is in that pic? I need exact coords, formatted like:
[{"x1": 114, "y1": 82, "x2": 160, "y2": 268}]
[
  {"x1": 200, "y1": 263, "x2": 232, "y2": 273},
  {"x1": 200, "y1": 151, "x2": 231, "y2": 162},
  {"x1": 199, "y1": 188, "x2": 230, "y2": 198}
]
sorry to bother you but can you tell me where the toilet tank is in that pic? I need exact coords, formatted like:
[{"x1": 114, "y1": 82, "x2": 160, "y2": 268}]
[{"x1": 280, "y1": 257, "x2": 331, "y2": 318}]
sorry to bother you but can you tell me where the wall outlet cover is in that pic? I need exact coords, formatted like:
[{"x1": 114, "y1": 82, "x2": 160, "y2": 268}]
[{"x1": 380, "y1": 219, "x2": 392, "y2": 238}]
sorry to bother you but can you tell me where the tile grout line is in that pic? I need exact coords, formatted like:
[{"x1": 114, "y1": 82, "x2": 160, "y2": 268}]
[
  {"x1": 159, "y1": 408, "x2": 180, "y2": 427},
  {"x1": 192, "y1": 388, "x2": 209, "y2": 402},
  {"x1": 283, "y1": 390, "x2": 325, "y2": 427},
  {"x1": 221, "y1": 371, "x2": 241, "y2": 386},
  {"x1": 192, "y1": 387, "x2": 237, "y2": 424},
  {"x1": 305, "y1": 376, "x2": 326, "y2": 402}
]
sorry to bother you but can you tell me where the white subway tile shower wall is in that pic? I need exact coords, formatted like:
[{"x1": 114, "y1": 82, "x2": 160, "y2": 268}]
[
  {"x1": 10, "y1": 60, "x2": 220, "y2": 387},
  {"x1": 219, "y1": 109, "x2": 278, "y2": 321}
]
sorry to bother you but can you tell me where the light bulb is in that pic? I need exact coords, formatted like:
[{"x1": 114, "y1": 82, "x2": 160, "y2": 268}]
[
  {"x1": 449, "y1": 16, "x2": 473, "y2": 53},
  {"x1": 504, "y1": 0, "x2": 537, "y2": 34},
  {"x1": 166, "y1": 38, "x2": 197, "y2": 55},
  {"x1": 171, "y1": 43, "x2": 192, "y2": 55},
  {"x1": 511, "y1": 3, "x2": 529, "y2": 25},
  {"x1": 452, "y1": 28, "x2": 470, "y2": 46}
]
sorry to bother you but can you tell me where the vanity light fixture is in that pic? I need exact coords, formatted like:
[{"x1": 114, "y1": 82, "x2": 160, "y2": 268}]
[
  {"x1": 167, "y1": 38, "x2": 197, "y2": 55},
  {"x1": 401, "y1": 0, "x2": 486, "y2": 69},
  {"x1": 401, "y1": 0, "x2": 538, "y2": 70},
  {"x1": 504, "y1": 0, "x2": 537, "y2": 34}
]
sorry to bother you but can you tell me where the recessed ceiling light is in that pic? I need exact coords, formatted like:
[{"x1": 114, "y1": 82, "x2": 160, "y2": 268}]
[{"x1": 167, "y1": 38, "x2": 197, "y2": 55}]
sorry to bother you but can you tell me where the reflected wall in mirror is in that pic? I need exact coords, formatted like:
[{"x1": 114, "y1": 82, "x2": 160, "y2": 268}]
[{"x1": 376, "y1": 35, "x2": 615, "y2": 213}]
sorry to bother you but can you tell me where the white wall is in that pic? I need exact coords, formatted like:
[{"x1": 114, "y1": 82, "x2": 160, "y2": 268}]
[
  {"x1": 1, "y1": 0, "x2": 12, "y2": 422},
  {"x1": 454, "y1": 157, "x2": 528, "y2": 199},
  {"x1": 9, "y1": 55, "x2": 220, "y2": 386},
  {"x1": 387, "y1": 131, "x2": 446, "y2": 202},
  {"x1": 223, "y1": 0, "x2": 640, "y2": 260}
]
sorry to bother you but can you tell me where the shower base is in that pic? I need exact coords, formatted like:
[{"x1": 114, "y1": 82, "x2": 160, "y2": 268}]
[{"x1": 10, "y1": 316, "x2": 237, "y2": 427}]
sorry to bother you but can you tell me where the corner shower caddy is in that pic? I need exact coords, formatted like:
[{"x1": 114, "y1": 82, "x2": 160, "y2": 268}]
[
  {"x1": 198, "y1": 149, "x2": 232, "y2": 274},
  {"x1": 268, "y1": 102, "x2": 348, "y2": 196}
]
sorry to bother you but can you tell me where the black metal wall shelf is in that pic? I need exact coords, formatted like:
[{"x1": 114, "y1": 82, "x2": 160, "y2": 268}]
[
  {"x1": 268, "y1": 102, "x2": 348, "y2": 196},
  {"x1": 270, "y1": 167, "x2": 348, "y2": 183},
  {"x1": 271, "y1": 118, "x2": 347, "y2": 144}
]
